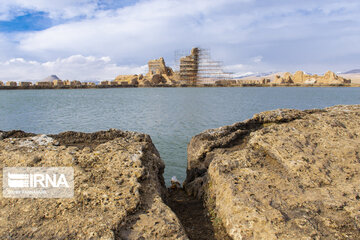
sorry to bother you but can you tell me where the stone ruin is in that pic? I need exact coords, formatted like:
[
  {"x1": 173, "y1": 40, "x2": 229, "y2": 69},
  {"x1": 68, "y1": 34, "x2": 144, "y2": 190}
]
[
  {"x1": 179, "y1": 48, "x2": 199, "y2": 85},
  {"x1": 113, "y1": 57, "x2": 178, "y2": 86},
  {"x1": 144, "y1": 57, "x2": 178, "y2": 85},
  {"x1": 273, "y1": 71, "x2": 351, "y2": 85},
  {"x1": 113, "y1": 47, "x2": 233, "y2": 87},
  {"x1": 178, "y1": 48, "x2": 232, "y2": 85}
]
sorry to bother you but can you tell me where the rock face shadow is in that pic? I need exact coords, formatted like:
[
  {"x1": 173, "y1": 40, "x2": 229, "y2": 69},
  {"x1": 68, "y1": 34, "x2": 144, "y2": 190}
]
[{"x1": 167, "y1": 188, "x2": 216, "y2": 240}]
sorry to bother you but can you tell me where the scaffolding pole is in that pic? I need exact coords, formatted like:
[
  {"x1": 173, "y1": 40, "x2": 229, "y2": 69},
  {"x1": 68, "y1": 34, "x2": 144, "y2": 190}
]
[{"x1": 176, "y1": 48, "x2": 233, "y2": 85}]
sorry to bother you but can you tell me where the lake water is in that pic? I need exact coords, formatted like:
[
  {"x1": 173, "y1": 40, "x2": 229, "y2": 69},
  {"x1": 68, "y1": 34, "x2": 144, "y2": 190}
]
[{"x1": 0, "y1": 87, "x2": 359, "y2": 184}]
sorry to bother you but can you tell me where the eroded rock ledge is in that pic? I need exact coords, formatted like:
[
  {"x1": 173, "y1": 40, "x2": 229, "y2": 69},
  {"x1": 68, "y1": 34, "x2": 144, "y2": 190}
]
[
  {"x1": 184, "y1": 105, "x2": 360, "y2": 239},
  {"x1": 0, "y1": 129, "x2": 188, "y2": 239}
]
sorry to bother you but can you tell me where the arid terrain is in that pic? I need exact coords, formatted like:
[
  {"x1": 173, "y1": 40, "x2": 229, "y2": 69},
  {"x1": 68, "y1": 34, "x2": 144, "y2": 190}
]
[{"x1": 1, "y1": 105, "x2": 360, "y2": 239}]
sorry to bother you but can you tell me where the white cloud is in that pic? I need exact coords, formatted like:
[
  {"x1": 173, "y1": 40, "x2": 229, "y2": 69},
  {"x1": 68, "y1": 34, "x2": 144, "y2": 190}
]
[
  {"x1": 0, "y1": 34, "x2": 17, "y2": 60},
  {"x1": 0, "y1": 0, "x2": 360, "y2": 78},
  {"x1": 17, "y1": 0, "x2": 251, "y2": 63},
  {"x1": 0, "y1": 0, "x2": 98, "y2": 20},
  {"x1": 251, "y1": 56, "x2": 263, "y2": 63},
  {"x1": 0, "y1": 55, "x2": 147, "y2": 82}
]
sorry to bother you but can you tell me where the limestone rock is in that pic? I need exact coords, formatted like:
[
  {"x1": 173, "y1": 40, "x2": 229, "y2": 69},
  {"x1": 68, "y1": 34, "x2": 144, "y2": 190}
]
[
  {"x1": 273, "y1": 72, "x2": 294, "y2": 84},
  {"x1": 273, "y1": 75, "x2": 283, "y2": 84},
  {"x1": 272, "y1": 71, "x2": 348, "y2": 85},
  {"x1": 317, "y1": 70, "x2": 345, "y2": 84},
  {"x1": 114, "y1": 75, "x2": 139, "y2": 85},
  {"x1": 144, "y1": 57, "x2": 177, "y2": 85},
  {"x1": 0, "y1": 129, "x2": 188, "y2": 240},
  {"x1": 282, "y1": 72, "x2": 294, "y2": 83},
  {"x1": 151, "y1": 74, "x2": 167, "y2": 85},
  {"x1": 293, "y1": 71, "x2": 304, "y2": 84},
  {"x1": 304, "y1": 77, "x2": 317, "y2": 84},
  {"x1": 148, "y1": 57, "x2": 168, "y2": 75},
  {"x1": 184, "y1": 105, "x2": 360, "y2": 239}
]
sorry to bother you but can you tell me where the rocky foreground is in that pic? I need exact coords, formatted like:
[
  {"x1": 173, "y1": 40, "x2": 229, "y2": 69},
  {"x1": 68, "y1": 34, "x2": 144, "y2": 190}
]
[
  {"x1": 0, "y1": 130, "x2": 187, "y2": 239},
  {"x1": 1, "y1": 105, "x2": 360, "y2": 240},
  {"x1": 184, "y1": 105, "x2": 360, "y2": 239}
]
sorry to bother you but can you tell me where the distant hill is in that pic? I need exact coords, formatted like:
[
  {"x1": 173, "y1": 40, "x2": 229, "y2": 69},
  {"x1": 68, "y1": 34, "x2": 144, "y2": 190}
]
[
  {"x1": 40, "y1": 75, "x2": 60, "y2": 82},
  {"x1": 343, "y1": 69, "x2": 360, "y2": 74},
  {"x1": 338, "y1": 73, "x2": 360, "y2": 84},
  {"x1": 237, "y1": 72, "x2": 275, "y2": 79},
  {"x1": 238, "y1": 72, "x2": 286, "y2": 81}
]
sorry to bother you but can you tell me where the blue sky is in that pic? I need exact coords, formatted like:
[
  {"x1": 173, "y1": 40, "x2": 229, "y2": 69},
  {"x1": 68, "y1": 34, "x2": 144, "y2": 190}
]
[
  {"x1": 0, "y1": 12, "x2": 52, "y2": 32},
  {"x1": 0, "y1": 0, "x2": 138, "y2": 32},
  {"x1": 0, "y1": 0, "x2": 359, "y2": 81}
]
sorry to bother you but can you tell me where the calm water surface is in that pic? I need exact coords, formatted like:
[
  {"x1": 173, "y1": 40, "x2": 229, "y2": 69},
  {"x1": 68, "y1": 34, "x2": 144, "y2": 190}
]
[{"x1": 0, "y1": 87, "x2": 359, "y2": 183}]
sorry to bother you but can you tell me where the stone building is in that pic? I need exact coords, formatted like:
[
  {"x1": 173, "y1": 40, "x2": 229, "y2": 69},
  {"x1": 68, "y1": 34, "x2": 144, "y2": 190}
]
[
  {"x1": 110, "y1": 81, "x2": 119, "y2": 86},
  {"x1": 113, "y1": 57, "x2": 176, "y2": 86},
  {"x1": 36, "y1": 75, "x2": 60, "y2": 87},
  {"x1": 215, "y1": 79, "x2": 237, "y2": 85},
  {"x1": 53, "y1": 80, "x2": 64, "y2": 86},
  {"x1": 261, "y1": 78, "x2": 271, "y2": 84},
  {"x1": 6, "y1": 81, "x2": 17, "y2": 87},
  {"x1": 148, "y1": 57, "x2": 173, "y2": 75},
  {"x1": 144, "y1": 57, "x2": 175, "y2": 85},
  {"x1": 19, "y1": 82, "x2": 32, "y2": 87},
  {"x1": 237, "y1": 79, "x2": 264, "y2": 85},
  {"x1": 70, "y1": 80, "x2": 81, "y2": 86},
  {"x1": 0, "y1": 81, "x2": 4, "y2": 86},
  {"x1": 36, "y1": 82, "x2": 53, "y2": 87},
  {"x1": 100, "y1": 80, "x2": 111, "y2": 86},
  {"x1": 114, "y1": 75, "x2": 139, "y2": 85},
  {"x1": 81, "y1": 82, "x2": 95, "y2": 86}
]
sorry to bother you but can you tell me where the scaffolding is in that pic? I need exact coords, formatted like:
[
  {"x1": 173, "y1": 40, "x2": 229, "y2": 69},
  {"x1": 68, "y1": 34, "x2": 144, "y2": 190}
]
[{"x1": 175, "y1": 48, "x2": 233, "y2": 85}]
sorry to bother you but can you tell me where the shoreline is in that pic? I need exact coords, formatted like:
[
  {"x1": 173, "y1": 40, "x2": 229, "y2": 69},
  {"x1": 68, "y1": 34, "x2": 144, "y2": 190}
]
[
  {"x1": 1, "y1": 105, "x2": 360, "y2": 239},
  {"x1": 0, "y1": 83, "x2": 358, "y2": 90}
]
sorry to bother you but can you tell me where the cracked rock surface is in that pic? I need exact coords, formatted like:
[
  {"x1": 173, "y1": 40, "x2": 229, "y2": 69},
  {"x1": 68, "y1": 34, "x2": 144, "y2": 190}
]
[
  {"x1": 0, "y1": 129, "x2": 188, "y2": 240},
  {"x1": 184, "y1": 105, "x2": 360, "y2": 240}
]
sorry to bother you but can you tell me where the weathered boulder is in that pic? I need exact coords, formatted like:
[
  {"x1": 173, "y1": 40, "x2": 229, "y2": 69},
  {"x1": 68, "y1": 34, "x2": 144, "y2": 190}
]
[
  {"x1": 0, "y1": 129, "x2": 188, "y2": 240},
  {"x1": 150, "y1": 74, "x2": 167, "y2": 85},
  {"x1": 282, "y1": 72, "x2": 294, "y2": 83},
  {"x1": 273, "y1": 75, "x2": 283, "y2": 84},
  {"x1": 114, "y1": 75, "x2": 139, "y2": 85},
  {"x1": 273, "y1": 72, "x2": 294, "y2": 84},
  {"x1": 304, "y1": 77, "x2": 317, "y2": 84},
  {"x1": 184, "y1": 105, "x2": 360, "y2": 239},
  {"x1": 130, "y1": 78, "x2": 139, "y2": 85},
  {"x1": 293, "y1": 71, "x2": 305, "y2": 84},
  {"x1": 272, "y1": 71, "x2": 349, "y2": 85},
  {"x1": 317, "y1": 70, "x2": 345, "y2": 84}
]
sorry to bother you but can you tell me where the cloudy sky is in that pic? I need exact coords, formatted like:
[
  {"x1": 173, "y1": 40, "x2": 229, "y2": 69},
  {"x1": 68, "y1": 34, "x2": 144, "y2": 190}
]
[{"x1": 0, "y1": 0, "x2": 359, "y2": 81}]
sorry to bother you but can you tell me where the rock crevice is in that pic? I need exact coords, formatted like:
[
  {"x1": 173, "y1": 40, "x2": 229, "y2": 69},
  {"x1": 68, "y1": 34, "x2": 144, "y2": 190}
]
[{"x1": 1, "y1": 105, "x2": 360, "y2": 240}]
